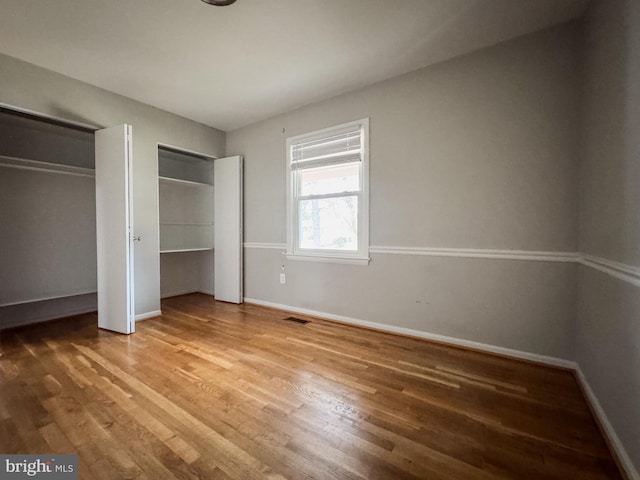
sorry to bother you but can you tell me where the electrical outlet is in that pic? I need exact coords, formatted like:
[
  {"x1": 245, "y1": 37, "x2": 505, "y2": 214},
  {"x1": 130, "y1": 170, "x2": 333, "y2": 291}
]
[{"x1": 279, "y1": 273, "x2": 286, "y2": 284}]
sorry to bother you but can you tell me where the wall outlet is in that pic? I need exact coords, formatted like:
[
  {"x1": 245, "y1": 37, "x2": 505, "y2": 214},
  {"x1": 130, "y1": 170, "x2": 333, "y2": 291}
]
[{"x1": 279, "y1": 273, "x2": 286, "y2": 284}]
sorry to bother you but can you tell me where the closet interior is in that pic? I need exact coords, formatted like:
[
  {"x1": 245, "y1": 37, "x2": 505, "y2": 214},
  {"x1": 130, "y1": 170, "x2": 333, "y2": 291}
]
[
  {"x1": 158, "y1": 146, "x2": 215, "y2": 298},
  {"x1": 0, "y1": 110, "x2": 97, "y2": 329}
]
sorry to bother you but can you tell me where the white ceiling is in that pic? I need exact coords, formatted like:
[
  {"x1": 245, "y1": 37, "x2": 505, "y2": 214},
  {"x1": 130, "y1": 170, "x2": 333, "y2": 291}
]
[{"x1": 0, "y1": 0, "x2": 588, "y2": 132}]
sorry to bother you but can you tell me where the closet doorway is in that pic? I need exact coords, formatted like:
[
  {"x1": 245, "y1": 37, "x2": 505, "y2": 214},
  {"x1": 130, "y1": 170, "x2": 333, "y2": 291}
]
[
  {"x1": 158, "y1": 145, "x2": 242, "y2": 304},
  {"x1": 0, "y1": 108, "x2": 97, "y2": 329},
  {"x1": 0, "y1": 108, "x2": 135, "y2": 334}
]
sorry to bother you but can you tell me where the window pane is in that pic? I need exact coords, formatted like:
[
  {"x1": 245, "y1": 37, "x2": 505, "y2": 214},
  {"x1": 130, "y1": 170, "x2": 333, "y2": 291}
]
[
  {"x1": 298, "y1": 196, "x2": 358, "y2": 250},
  {"x1": 298, "y1": 163, "x2": 360, "y2": 196}
]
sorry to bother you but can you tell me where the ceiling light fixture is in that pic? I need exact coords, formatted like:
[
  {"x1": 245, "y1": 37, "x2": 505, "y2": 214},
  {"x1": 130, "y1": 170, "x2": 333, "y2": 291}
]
[{"x1": 201, "y1": 0, "x2": 237, "y2": 5}]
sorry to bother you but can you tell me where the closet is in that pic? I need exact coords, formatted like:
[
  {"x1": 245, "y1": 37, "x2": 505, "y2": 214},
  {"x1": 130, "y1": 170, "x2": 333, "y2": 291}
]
[
  {"x1": 0, "y1": 110, "x2": 97, "y2": 329},
  {"x1": 158, "y1": 146, "x2": 243, "y2": 303},
  {"x1": 0, "y1": 111, "x2": 133, "y2": 333},
  {"x1": 159, "y1": 146, "x2": 215, "y2": 298},
  {"x1": 0, "y1": 106, "x2": 242, "y2": 331}
]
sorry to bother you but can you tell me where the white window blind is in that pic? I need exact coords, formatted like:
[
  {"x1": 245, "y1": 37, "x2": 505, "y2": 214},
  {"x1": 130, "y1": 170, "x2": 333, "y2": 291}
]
[{"x1": 290, "y1": 124, "x2": 362, "y2": 170}]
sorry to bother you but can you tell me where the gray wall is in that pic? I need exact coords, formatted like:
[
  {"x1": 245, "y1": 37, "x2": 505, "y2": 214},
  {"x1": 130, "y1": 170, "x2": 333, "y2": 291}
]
[
  {"x1": 0, "y1": 162, "x2": 96, "y2": 304},
  {"x1": 160, "y1": 250, "x2": 214, "y2": 299},
  {"x1": 580, "y1": 0, "x2": 640, "y2": 267},
  {"x1": 227, "y1": 23, "x2": 582, "y2": 359},
  {"x1": 577, "y1": 0, "x2": 640, "y2": 473},
  {"x1": 0, "y1": 52, "x2": 225, "y2": 318}
]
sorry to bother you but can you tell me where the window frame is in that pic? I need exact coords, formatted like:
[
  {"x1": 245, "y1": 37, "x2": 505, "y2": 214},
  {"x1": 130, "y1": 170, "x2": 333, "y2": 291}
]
[{"x1": 286, "y1": 118, "x2": 370, "y2": 265}]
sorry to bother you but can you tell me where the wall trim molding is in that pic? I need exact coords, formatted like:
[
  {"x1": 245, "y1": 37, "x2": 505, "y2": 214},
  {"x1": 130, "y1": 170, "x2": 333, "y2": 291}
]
[
  {"x1": 135, "y1": 310, "x2": 162, "y2": 322},
  {"x1": 243, "y1": 297, "x2": 576, "y2": 369},
  {"x1": 579, "y1": 254, "x2": 640, "y2": 288},
  {"x1": 575, "y1": 366, "x2": 640, "y2": 480},
  {"x1": 243, "y1": 242, "x2": 579, "y2": 261},
  {"x1": 243, "y1": 243, "x2": 640, "y2": 288},
  {"x1": 244, "y1": 242, "x2": 286, "y2": 250},
  {"x1": 369, "y1": 245, "x2": 579, "y2": 262}
]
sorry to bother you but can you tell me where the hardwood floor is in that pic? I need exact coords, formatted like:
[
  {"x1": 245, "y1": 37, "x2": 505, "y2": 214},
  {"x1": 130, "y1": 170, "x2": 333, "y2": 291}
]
[{"x1": 0, "y1": 293, "x2": 623, "y2": 479}]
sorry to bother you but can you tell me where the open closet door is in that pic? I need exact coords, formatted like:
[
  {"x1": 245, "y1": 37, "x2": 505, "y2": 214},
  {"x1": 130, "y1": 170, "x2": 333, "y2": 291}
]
[
  {"x1": 95, "y1": 124, "x2": 135, "y2": 333},
  {"x1": 214, "y1": 155, "x2": 243, "y2": 303}
]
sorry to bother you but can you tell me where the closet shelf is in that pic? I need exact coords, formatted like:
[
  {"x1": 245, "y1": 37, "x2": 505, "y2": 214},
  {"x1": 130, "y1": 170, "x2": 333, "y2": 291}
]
[
  {"x1": 160, "y1": 222, "x2": 214, "y2": 226},
  {"x1": 0, "y1": 154, "x2": 95, "y2": 178},
  {"x1": 158, "y1": 176, "x2": 213, "y2": 188},
  {"x1": 160, "y1": 247, "x2": 214, "y2": 254},
  {"x1": 0, "y1": 290, "x2": 98, "y2": 308}
]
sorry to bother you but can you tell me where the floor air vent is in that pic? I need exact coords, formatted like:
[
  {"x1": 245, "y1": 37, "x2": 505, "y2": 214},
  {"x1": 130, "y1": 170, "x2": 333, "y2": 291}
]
[{"x1": 283, "y1": 316, "x2": 310, "y2": 325}]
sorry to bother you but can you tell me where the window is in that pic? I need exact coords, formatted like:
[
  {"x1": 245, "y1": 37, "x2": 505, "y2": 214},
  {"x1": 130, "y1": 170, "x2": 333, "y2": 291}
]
[{"x1": 286, "y1": 118, "x2": 369, "y2": 264}]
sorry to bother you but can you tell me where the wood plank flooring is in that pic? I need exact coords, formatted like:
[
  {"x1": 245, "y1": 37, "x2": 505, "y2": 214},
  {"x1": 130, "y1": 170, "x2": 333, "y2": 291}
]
[{"x1": 0, "y1": 293, "x2": 623, "y2": 479}]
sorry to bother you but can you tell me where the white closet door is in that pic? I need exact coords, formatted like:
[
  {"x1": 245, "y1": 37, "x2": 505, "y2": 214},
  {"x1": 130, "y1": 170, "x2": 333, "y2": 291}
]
[
  {"x1": 214, "y1": 155, "x2": 243, "y2": 303},
  {"x1": 95, "y1": 124, "x2": 135, "y2": 333}
]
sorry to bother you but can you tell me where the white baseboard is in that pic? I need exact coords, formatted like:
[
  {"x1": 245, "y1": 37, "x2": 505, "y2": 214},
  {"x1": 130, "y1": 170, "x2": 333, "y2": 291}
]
[
  {"x1": 575, "y1": 366, "x2": 640, "y2": 480},
  {"x1": 135, "y1": 310, "x2": 162, "y2": 322},
  {"x1": 242, "y1": 297, "x2": 576, "y2": 369}
]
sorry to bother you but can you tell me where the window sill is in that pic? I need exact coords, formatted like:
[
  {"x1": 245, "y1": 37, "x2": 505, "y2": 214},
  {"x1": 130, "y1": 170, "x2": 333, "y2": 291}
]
[{"x1": 285, "y1": 253, "x2": 370, "y2": 266}]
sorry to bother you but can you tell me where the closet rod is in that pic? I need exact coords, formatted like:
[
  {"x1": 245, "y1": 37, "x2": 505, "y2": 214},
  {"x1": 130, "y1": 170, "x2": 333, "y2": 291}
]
[
  {"x1": 0, "y1": 102, "x2": 101, "y2": 133},
  {"x1": 0, "y1": 162, "x2": 95, "y2": 178},
  {"x1": 0, "y1": 155, "x2": 95, "y2": 178}
]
